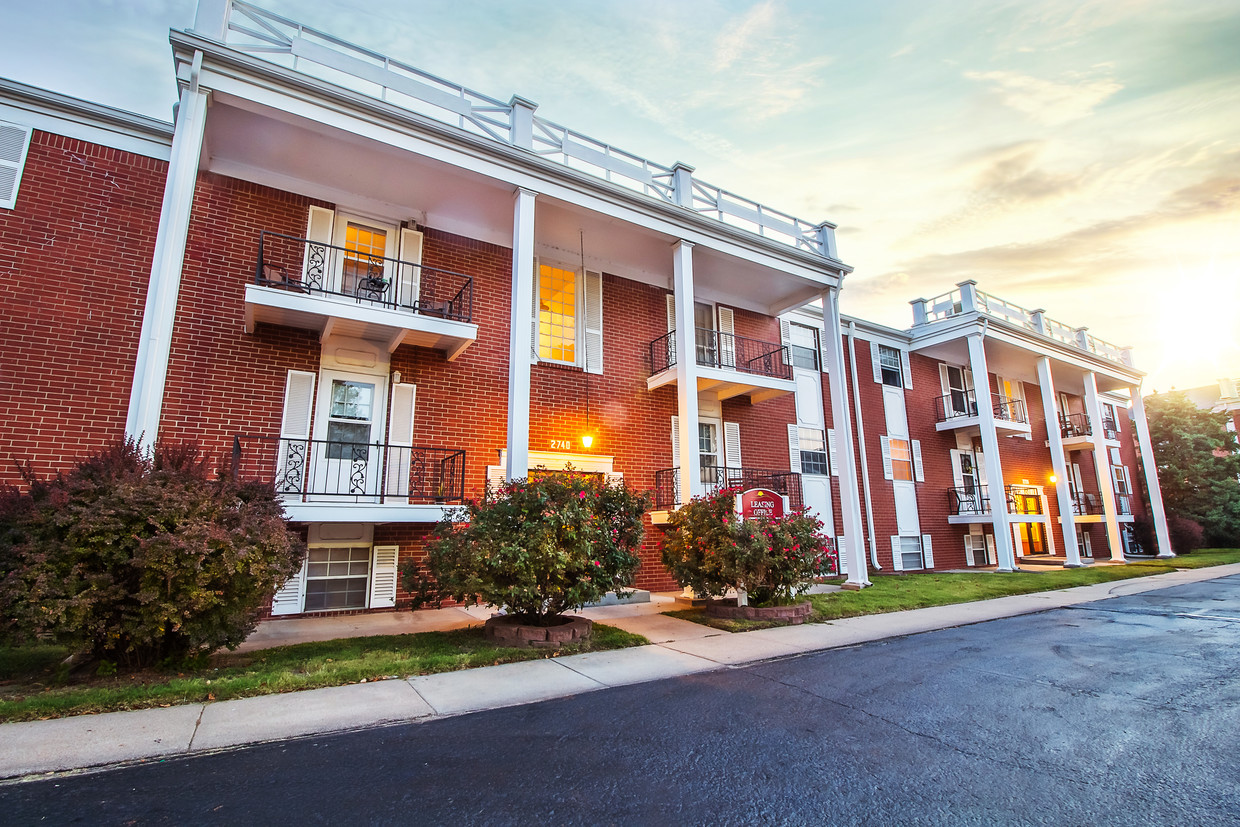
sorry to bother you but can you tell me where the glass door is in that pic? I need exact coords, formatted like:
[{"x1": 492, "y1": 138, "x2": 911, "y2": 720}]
[{"x1": 312, "y1": 374, "x2": 384, "y2": 500}]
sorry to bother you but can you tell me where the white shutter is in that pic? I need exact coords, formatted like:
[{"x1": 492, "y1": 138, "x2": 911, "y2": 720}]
[
  {"x1": 949, "y1": 450, "x2": 965, "y2": 488},
  {"x1": 665, "y1": 294, "x2": 677, "y2": 366},
  {"x1": 384, "y1": 383, "x2": 416, "y2": 502},
  {"x1": 890, "y1": 536, "x2": 903, "y2": 571},
  {"x1": 836, "y1": 536, "x2": 848, "y2": 574},
  {"x1": 976, "y1": 450, "x2": 989, "y2": 487},
  {"x1": 486, "y1": 465, "x2": 507, "y2": 493},
  {"x1": 880, "y1": 435, "x2": 893, "y2": 480},
  {"x1": 719, "y1": 307, "x2": 737, "y2": 368},
  {"x1": 871, "y1": 342, "x2": 883, "y2": 383},
  {"x1": 724, "y1": 421, "x2": 742, "y2": 468},
  {"x1": 271, "y1": 563, "x2": 306, "y2": 616},
  {"x1": 369, "y1": 545, "x2": 400, "y2": 609},
  {"x1": 780, "y1": 318, "x2": 792, "y2": 366},
  {"x1": 901, "y1": 350, "x2": 912, "y2": 389},
  {"x1": 787, "y1": 424, "x2": 801, "y2": 473},
  {"x1": 397, "y1": 227, "x2": 424, "y2": 309},
  {"x1": 922, "y1": 534, "x2": 934, "y2": 568},
  {"x1": 0, "y1": 122, "x2": 33, "y2": 209},
  {"x1": 671, "y1": 416, "x2": 680, "y2": 468},
  {"x1": 939, "y1": 364, "x2": 951, "y2": 396},
  {"x1": 985, "y1": 534, "x2": 997, "y2": 565},
  {"x1": 912, "y1": 440, "x2": 924, "y2": 482},
  {"x1": 819, "y1": 328, "x2": 829, "y2": 374},
  {"x1": 531, "y1": 257, "x2": 541, "y2": 360},
  {"x1": 303, "y1": 206, "x2": 334, "y2": 289},
  {"x1": 828, "y1": 427, "x2": 840, "y2": 477},
  {"x1": 276, "y1": 370, "x2": 316, "y2": 496},
  {"x1": 584, "y1": 269, "x2": 604, "y2": 374},
  {"x1": 964, "y1": 368, "x2": 974, "y2": 391},
  {"x1": 964, "y1": 535, "x2": 976, "y2": 567}
]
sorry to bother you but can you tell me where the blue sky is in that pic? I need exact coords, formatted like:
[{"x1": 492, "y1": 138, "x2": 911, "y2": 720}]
[{"x1": 3, "y1": 0, "x2": 1238, "y2": 392}]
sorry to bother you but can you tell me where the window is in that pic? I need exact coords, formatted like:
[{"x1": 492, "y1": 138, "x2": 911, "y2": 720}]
[
  {"x1": 341, "y1": 221, "x2": 388, "y2": 295},
  {"x1": 699, "y1": 422, "x2": 719, "y2": 476},
  {"x1": 325, "y1": 380, "x2": 374, "y2": 458},
  {"x1": 943, "y1": 365, "x2": 972, "y2": 416},
  {"x1": 0, "y1": 121, "x2": 33, "y2": 210},
  {"x1": 304, "y1": 547, "x2": 371, "y2": 611},
  {"x1": 799, "y1": 428, "x2": 829, "y2": 475},
  {"x1": 1101, "y1": 403, "x2": 1119, "y2": 437},
  {"x1": 1077, "y1": 529, "x2": 1093, "y2": 559},
  {"x1": 538, "y1": 264, "x2": 578, "y2": 363},
  {"x1": 898, "y1": 536, "x2": 924, "y2": 570},
  {"x1": 789, "y1": 323, "x2": 820, "y2": 370},
  {"x1": 889, "y1": 438, "x2": 913, "y2": 481},
  {"x1": 877, "y1": 344, "x2": 903, "y2": 386}
]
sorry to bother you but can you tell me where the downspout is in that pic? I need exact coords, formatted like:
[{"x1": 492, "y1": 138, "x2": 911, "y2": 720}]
[{"x1": 846, "y1": 321, "x2": 881, "y2": 569}]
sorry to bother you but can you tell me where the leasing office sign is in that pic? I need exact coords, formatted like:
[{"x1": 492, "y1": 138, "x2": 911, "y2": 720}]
[{"x1": 737, "y1": 488, "x2": 785, "y2": 521}]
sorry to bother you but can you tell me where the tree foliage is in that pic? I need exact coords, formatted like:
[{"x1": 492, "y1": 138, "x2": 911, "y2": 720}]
[
  {"x1": 1146, "y1": 391, "x2": 1240, "y2": 548},
  {"x1": 0, "y1": 441, "x2": 306, "y2": 667},
  {"x1": 660, "y1": 489, "x2": 837, "y2": 605},
  {"x1": 405, "y1": 474, "x2": 649, "y2": 624}
]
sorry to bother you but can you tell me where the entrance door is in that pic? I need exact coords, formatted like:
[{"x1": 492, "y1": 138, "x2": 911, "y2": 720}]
[
  {"x1": 950, "y1": 449, "x2": 985, "y2": 515},
  {"x1": 1018, "y1": 522, "x2": 1047, "y2": 556},
  {"x1": 312, "y1": 371, "x2": 386, "y2": 500},
  {"x1": 941, "y1": 364, "x2": 974, "y2": 417},
  {"x1": 332, "y1": 214, "x2": 398, "y2": 300},
  {"x1": 694, "y1": 302, "x2": 717, "y2": 368},
  {"x1": 698, "y1": 419, "x2": 721, "y2": 490}
]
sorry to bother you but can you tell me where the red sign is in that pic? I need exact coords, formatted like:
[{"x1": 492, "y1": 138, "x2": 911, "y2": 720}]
[{"x1": 738, "y1": 488, "x2": 785, "y2": 521}]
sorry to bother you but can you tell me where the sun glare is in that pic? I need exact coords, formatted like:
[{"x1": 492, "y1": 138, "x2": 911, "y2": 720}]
[{"x1": 1151, "y1": 257, "x2": 1240, "y2": 389}]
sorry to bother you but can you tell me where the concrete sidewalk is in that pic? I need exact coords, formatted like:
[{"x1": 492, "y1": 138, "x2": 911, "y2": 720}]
[{"x1": 3, "y1": 563, "x2": 1237, "y2": 781}]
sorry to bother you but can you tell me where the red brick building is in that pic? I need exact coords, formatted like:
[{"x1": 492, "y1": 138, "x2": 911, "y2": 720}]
[{"x1": 0, "y1": 1, "x2": 1173, "y2": 618}]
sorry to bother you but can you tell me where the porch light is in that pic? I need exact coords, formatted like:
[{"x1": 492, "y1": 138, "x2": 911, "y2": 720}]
[
  {"x1": 1049, "y1": 474, "x2": 1058, "y2": 484},
  {"x1": 581, "y1": 434, "x2": 594, "y2": 449}
]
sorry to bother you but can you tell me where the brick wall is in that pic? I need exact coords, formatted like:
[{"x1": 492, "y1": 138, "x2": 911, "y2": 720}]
[{"x1": 0, "y1": 130, "x2": 167, "y2": 485}]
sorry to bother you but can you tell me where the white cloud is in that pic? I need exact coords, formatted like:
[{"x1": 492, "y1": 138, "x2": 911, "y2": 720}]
[{"x1": 964, "y1": 68, "x2": 1123, "y2": 124}]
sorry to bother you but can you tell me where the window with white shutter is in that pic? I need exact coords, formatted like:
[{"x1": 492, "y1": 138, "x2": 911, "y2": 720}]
[
  {"x1": 0, "y1": 121, "x2": 33, "y2": 210},
  {"x1": 276, "y1": 370, "x2": 316, "y2": 496}
]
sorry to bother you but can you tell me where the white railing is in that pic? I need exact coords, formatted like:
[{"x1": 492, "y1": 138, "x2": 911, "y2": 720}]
[
  {"x1": 1087, "y1": 334, "x2": 1130, "y2": 366},
  {"x1": 975, "y1": 290, "x2": 1037, "y2": 331},
  {"x1": 922, "y1": 288, "x2": 964, "y2": 322},
  {"x1": 1043, "y1": 316, "x2": 1078, "y2": 347},
  {"x1": 213, "y1": 2, "x2": 834, "y2": 259}
]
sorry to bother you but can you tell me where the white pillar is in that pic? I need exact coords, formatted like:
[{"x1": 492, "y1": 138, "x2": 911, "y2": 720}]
[
  {"x1": 967, "y1": 334, "x2": 1017, "y2": 571},
  {"x1": 125, "y1": 82, "x2": 209, "y2": 448},
  {"x1": 192, "y1": 0, "x2": 231, "y2": 40},
  {"x1": 1129, "y1": 386, "x2": 1175, "y2": 557},
  {"x1": 505, "y1": 187, "x2": 537, "y2": 480},
  {"x1": 671, "y1": 241, "x2": 701, "y2": 505},
  {"x1": 1037, "y1": 357, "x2": 1083, "y2": 567},
  {"x1": 822, "y1": 289, "x2": 870, "y2": 588},
  {"x1": 1083, "y1": 372, "x2": 1125, "y2": 562}
]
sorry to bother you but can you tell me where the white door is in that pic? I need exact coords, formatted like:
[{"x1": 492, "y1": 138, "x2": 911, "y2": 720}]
[
  {"x1": 331, "y1": 214, "x2": 399, "y2": 300},
  {"x1": 312, "y1": 371, "x2": 387, "y2": 501}
]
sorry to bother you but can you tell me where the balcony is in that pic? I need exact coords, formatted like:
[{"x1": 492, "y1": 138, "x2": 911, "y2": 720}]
[
  {"x1": 647, "y1": 329, "x2": 795, "y2": 403},
  {"x1": 652, "y1": 466, "x2": 803, "y2": 510},
  {"x1": 1059, "y1": 413, "x2": 1094, "y2": 449},
  {"x1": 1006, "y1": 485, "x2": 1043, "y2": 515},
  {"x1": 947, "y1": 485, "x2": 991, "y2": 522},
  {"x1": 1070, "y1": 491, "x2": 1103, "y2": 516},
  {"x1": 933, "y1": 390, "x2": 1031, "y2": 436},
  {"x1": 244, "y1": 232, "x2": 479, "y2": 360},
  {"x1": 232, "y1": 435, "x2": 465, "y2": 523}
]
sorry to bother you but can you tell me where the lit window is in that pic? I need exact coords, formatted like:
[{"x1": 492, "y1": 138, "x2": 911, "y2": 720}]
[
  {"x1": 342, "y1": 222, "x2": 388, "y2": 295},
  {"x1": 877, "y1": 344, "x2": 903, "y2": 386},
  {"x1": 538, "y1": 264, "x2": 577, "y2": 363},
  {"x1": 889, "y1": 438, "x2": 913, "y2": 481}
]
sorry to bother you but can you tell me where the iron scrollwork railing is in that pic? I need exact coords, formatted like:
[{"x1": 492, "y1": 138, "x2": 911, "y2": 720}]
[
  {"x1": 1071, "y1": 492, "x2": 1103, "y2": 515},
  {"x1": 255, "y1": 231, "x2": 474, "y2": 323},
  {"x1": 934, "y1": 390, "x2": 1027, "y2": 424},
  {"x1": 652, "y1": 466, "x2": 803, "y2": 510},
  {"x1": 947, "y1": 485, "x2": 991, "y2": 516},
  {"x1": 232, "y1": 435, "x2": 465, "y2": 503},
  {"x1": 649, "y1": 328, "x2": 791, "y2": 380},
  {"x1": 1006, "y1": 485, "x2": 1043, "y2": 515},
  {"x1": 1060, "y1": 413, "x2": 1092, "y2": 439}
]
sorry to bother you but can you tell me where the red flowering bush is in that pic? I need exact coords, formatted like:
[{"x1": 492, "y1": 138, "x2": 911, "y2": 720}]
[
  {"x1": 405, "y1": 473, "x2": 648, "y2": 624},
  {"x1": 661, "y1": 489, "x2": 836, "y2": 605}
]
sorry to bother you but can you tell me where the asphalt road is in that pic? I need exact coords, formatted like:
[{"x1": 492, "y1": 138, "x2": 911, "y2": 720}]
[{"x1": 4, "y1": 575, "x2": 1239, "y2": 826}]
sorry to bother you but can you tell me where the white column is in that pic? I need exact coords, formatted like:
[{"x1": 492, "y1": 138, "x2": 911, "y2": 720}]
[
  {"x1": 1037, "y1": 357, "x2": 1083, "y2": 567},
  {"x1": 505, "y1": 187, "x2": 537, "y2": 480},
  {"x1": 125, "y1": 82, "x2": 209, "y2": 448},
  {"x1": 192, "y1": 0, "x2": 231, "y2": 40},
  {"x1": 967, "y1": 334, "x2": 1017, "y2": 571},
  {"x1": 671, "y1": 241, "x2": 701, "y2": 505},
  {"x1": 1130, "y1": 386, "x2": 1175, "y2": 557},
  {"x1": 822, "y1": 289, "x2": 870, "y2": 588},
  {"x1": 1083, "y1": 372, "x2": 1125, "y2": 562}
]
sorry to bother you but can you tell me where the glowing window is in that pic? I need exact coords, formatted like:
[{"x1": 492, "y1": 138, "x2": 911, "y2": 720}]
[
  {"x1": 538, "y1": 264, "x2": 578, "y2": 363},
  {"x1": 889, "y1": 438, "x2": 914, "y2": 481},
  {"x1": 342, "y1": 223, "x2": 387, "y2": 294}
]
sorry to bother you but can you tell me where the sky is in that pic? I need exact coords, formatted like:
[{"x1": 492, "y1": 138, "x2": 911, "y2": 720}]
[{"x1": 2, "y1": 0, "x2": 1238, "y2": 393}]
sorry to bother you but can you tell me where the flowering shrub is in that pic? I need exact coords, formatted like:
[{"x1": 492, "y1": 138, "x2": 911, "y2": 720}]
[
  {"x1": 661, "y1": 489, "x2": 836, "y2": 605},
  {"x1": 404, "y1": 473, "x2": 649, "y2": 624}
]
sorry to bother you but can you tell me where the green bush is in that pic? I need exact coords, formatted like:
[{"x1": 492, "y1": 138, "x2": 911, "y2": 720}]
[
  {"x1": 404, "y1": 473, "x2": 649, "y2": 624},
  {"x1": 661, "y1": 489, "x2": 836, "y2": 605},
  {"x1": 0, "y1": 441, "x2": 305, "y2": 667}
]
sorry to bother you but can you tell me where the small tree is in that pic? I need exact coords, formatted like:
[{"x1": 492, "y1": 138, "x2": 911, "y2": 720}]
[
  {"x1": 661, "y1": 489, "x2": 836, "y2": 605},
  {"x1": 406, "y1": 474, "x2": 649, "y2": 625},
  {"x1": 0, "y1": 440, "x2": 305, "y2": 667}
]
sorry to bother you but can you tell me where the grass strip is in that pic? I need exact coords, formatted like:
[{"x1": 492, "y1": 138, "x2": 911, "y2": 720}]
[
  {"x1": 666, "y1": 548, "x2": 1240, "y2": 632},
  {"x1": 0, "y1": 623, "x2": 647, "y2": 724}
]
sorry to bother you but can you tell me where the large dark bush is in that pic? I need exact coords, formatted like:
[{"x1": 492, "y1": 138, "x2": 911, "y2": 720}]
[
  {"x1": 404, "y1": 473, "x2": 649, "y2": 624},
  {"x1": 1167, "y1": 514, "x2": 1204, "y2": 555},
  {"x1": 0, "y1": 440, "x2": 305, "y2": 667}
]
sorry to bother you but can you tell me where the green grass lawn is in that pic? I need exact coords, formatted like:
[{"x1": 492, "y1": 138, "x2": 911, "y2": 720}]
[
  {"x1": 0, "y1": 623, "x2": 647, "y2": 724},
  {"x1": 668, "y1": 548, "x2": 1240, "y2": 632}
]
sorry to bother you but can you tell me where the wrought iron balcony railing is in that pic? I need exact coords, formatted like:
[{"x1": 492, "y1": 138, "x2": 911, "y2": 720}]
[
  {"x1": 652, "y1": 466, "x2": 802, "y2": 510},
  {"x1": 255, "y1": 231, "x2": 474, "y2": 323},
  {"x1": 1060, "y1": 413, "x2": 1092, "y2": 439},
  {"x1": 1102, "y1": 417, "x2": 1120, "y2": 440},
  {"x1": 947, "y1": 485, "x2": 991, "y2": 516},
  {"x1": 1006, "y1": 485, "x2": 1043, "y2": 514},
  {"x1": 1116, "y1": 494, "x2": 1132, "y2": 515},
  {"x1": 232, "y1": 435, "x2": 466, "y2": 503},
  {"x1": 934, "y1": 390, "x2": 1027, "y2": 424},
  {"x1": 649, "y1": 329, "x2": 791, "y2": 380},
  {"x1": 1071, "y1": 492, "x2": 1103, "y2": 515}
]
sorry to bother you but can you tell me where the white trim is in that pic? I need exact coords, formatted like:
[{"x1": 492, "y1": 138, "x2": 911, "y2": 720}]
[
  {"x1": 499, "y1": 449, "x2": 615, "y2": 475},
  {"x1": 0, "y1": 120, "x2": 33, "y2": 210}
]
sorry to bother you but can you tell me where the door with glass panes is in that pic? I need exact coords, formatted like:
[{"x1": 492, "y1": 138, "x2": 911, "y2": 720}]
[{"x1": 312, "y1": 371, "x2": 386, "y2": 500}]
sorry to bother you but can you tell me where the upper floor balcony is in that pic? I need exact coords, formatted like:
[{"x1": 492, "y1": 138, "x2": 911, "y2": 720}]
[
  {"x1": 652, "y1": 465, "x2": 803, "y2": 510},
  {"x1": 933, "y1": 389, "x2": 1031, "y2": 437},
  {"x1": 244, "y1": 232, "x2": 478, "y2": 360},
  {"x1": 232, "y1": 434, "x2": 466, "y2": 523},
  {"x1": 647, "y1": 329, "x2": 795, "y2": 403},
  {"x1": 947, "y1": 484, "x2": 991, "y2": 523}
]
